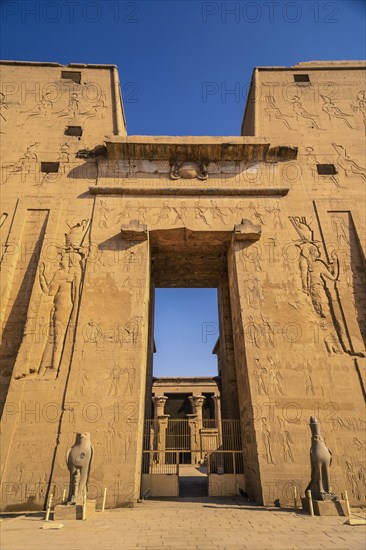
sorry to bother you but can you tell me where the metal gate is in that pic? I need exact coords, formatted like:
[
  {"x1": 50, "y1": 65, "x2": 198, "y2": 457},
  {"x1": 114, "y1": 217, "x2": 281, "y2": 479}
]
[{"x1": 142, "y1": 419, "x2": 243, "y2": 472}]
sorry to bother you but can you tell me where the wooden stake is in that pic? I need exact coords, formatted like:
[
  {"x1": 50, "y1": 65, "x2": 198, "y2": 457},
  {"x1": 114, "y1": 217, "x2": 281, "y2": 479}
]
[
  {"x1": 344, "y1": 490, "x2": 352, "y2": 518},
  {"x1": 82, "y1": 493, "x2": 87, "y2": 521},
  {"x1": 293, "y1": 486, "x2": 298, "y2": 509},
  {"x1": 306, "y1": 490, "x2": 314, "y2": 516},
  {"x1": 45, "y1": 493, "x2": 53, "y2": 522},
  {"x1": 102, "y1": 488, "x2": 107, "y2": 512}
]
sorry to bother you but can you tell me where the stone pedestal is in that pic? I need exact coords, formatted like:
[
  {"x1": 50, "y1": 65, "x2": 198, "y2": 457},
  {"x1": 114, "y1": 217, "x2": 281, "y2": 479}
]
[
  {"x1": 301, "y1": 497, "x2": 346, "y2": 516},
  {"x1": 53, "y1": 500, "x2": 97, "y2": 520}
]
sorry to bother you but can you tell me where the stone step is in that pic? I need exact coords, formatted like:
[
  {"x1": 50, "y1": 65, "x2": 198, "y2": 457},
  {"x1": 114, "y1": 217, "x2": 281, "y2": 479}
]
[{"x1": 179, "y1": 476, "x2": 208, "y2": 497}]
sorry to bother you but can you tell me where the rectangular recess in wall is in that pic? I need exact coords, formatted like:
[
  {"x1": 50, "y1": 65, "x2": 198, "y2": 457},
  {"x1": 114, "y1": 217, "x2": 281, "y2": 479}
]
[
  {"x1": 61, "y1": 71, "x2": 81, "y2": 84},
  {"x1": 65, "y1": 126, "x2": 83, "y2": 137},
  {"x1": 317, "y1": 164, "x2": 337, "y2": 175},
  {"x1": 41, "y1": 162, "x2": 60, "y2": 173},
  {"x1": 294, "y1": 74, "x2": 310, "y2": 84}
]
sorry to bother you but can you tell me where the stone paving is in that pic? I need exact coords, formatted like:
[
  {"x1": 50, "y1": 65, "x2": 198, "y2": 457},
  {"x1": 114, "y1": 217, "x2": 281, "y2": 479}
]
[{"x1": 1, "y1": 498, "x2": 365, "y2": 550}]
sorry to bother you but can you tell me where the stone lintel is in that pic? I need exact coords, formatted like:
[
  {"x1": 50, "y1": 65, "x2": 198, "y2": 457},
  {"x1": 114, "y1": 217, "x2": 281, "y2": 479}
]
[
  {"x1": 104, "y1": 135, "x2": 297, "y2": 163},
  {"x1": 120, "y1": 220, "x2": 148, "y2": 241},
  {"x1": 234, "y1": 219, "x2": 261, "y2": 241},
  {"x1": 89, "y1": 186, "x2": 289, "y2": 197}
]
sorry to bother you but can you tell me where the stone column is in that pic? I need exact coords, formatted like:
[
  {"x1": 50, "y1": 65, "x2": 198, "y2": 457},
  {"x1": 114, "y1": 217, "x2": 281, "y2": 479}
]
[
  {"x1": 213, "y1": 395, "x2": 223, "y2": 448},
  {"x1": 189, "y1": 395, "x2": 205, "y2": 463},
  {"x1": 156, "y1": 414, "x2": 170, "y2": 466},
  {"x1": 153, "y1": 395, "x2": 168, "y2": 418},
  {"x1": 186, "y1": 413, "x2": 198, "y2": 465}
]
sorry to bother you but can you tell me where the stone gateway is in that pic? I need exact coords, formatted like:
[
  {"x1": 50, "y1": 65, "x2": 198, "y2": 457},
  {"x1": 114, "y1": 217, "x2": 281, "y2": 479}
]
[{"x1": 0, "y1": 60, "x2": 365, "y2": 511}]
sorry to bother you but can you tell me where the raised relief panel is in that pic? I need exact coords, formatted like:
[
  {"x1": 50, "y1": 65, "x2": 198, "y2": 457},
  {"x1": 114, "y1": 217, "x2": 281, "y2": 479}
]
[
  {"x1": 288, "y1": 215, "x2": 357, "y2": 357},
  {"x1": 0, "y1": 209, "x2": 49, "y2": 410},
  {"x1": 331, "y1": 143, "x2": 366, "y2": 182},
  {"x1": 14, "y1": 219, "x2": 90, "y2": 380}
]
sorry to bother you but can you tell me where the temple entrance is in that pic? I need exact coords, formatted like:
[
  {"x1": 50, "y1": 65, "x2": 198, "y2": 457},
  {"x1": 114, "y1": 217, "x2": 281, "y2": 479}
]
[
  {"x1": 141, "y1": 228, "x2": 243, "y2": 498},
  {"x1": 141, "y1": 418, "x2": 243, "y2": 498}
]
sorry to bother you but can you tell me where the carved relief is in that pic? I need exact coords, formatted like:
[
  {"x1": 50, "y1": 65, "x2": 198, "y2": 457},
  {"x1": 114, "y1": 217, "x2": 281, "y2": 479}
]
[
  {"x1": 302, "y1": 364, "x2": 315, "y2": 395},
  {"x1": 116, "y1": 201, "x2": 131, "y2": 223},
  {"x1": 51, "y1": 92, "x2": 79, "y2": 125},
  {"x1": 209, "y1": 200, "x2": 227, "y2": 223},
  {"x1": 58, "y1": 142, "x2": 71, "y2": 174},
  {"x1": 248, "y1": 202, "x2": 265, "y2": 225},
  {"x1": 98, "y1": 200, "x2": 114, "y2": 228},
  {"x1": 194, "y1": 201, "x2": 209, "y2": 226},
  {"x1": 79, "y1": 94, "x2": 107, "y2": 126},
  {"x1": 288, "y1": 96, "x2": 321, "y2": 129},
  {"x1": 15, "y1": 220, "x2": 90, "y2": 380},
  {"x1": 3, "y1": 142, "x2": 39, "y2": 183},
  {"x1": 351, "y1": 90, "x2": 366, "y2": 131},
  {"x1": 264, "y1": 95, "x2": 293, "y2": 130},
  {"x1": 321, "y1": 95, "x2": 354, "y2": 129},
  {"x1": 261, "y1": 417, "x2": 275, "y2": 465},
  {"x1": 289, "y1": 216, "x2": 354, "y2": 356},
  {"x1": 155, "y1": 201, "x2": 172, "y2": 223},
  {"x1": 254, "y1": 358, "x2": 268, "y2": 396},
  {"x1": 108, "y1": 362, "x2": 122, "y2": 396},
  {"x1": 136, "y1": 204, "x2": 147, "y2": 223},
  {"x1": 331, "y1": 215, "x2": 350, "y2": 247},
  {"x1": 170, "y1": 161, "x2": 208, "y2": 180},
  {"x1": 246, "y1": 277, "x2": 264, "y2": 308},
  {"x1": 267, "y1": 355, "x2": 285, "y2": 395},
  {"x1": 331, "y1": 143, "x2": 366, "y2": 181},
  {"x1": 172, "y1": 201, "x2": 188, "y2": 225},
  {"x1": 265, "y1": 201, "x2": 283, "y2": 229},
  {"x1": 0, "y1": 91, "x2": 11, "y2": 130},
  {"x1": 17, "y1": 93, "x2": 53, "y2": 127},
  {"x1": 345, "y1": 461, "x2": 361, "y2": 501},
  {"x1": 278, "y1": 419, "x2": 295, "y2": 463}
]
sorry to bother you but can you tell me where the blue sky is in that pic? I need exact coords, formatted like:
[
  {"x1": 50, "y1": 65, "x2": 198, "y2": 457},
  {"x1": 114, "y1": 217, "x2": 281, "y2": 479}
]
[{"x1": 1, "y1": 0, "x2": 365, "y2": 376}]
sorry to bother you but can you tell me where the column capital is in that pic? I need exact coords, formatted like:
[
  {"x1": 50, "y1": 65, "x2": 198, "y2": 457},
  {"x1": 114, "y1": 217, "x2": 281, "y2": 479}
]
[
  {"x1": 189, "y1": 394, "x2": 205, "y2": 416},
  {"x1": 153, "y1": 395, "x2": 168, "y2": 417}
]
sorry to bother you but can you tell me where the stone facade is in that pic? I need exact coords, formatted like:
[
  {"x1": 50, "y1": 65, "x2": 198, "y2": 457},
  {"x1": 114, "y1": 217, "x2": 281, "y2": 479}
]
[{"x1": 0, "y1": 60, "x2": 365, "y2": 511}]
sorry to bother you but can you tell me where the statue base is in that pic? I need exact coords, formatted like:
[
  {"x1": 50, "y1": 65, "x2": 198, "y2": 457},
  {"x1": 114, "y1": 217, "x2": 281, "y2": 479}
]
[
  {"x1": 53, "y1": 500, "x2": 97, "y2": 520},
  {"x1": 301, "y1": 497, "x2": 346, "y2": 516}
]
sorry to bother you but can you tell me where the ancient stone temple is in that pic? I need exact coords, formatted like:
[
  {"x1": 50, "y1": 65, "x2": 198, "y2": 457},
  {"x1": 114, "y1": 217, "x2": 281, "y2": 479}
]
[{"x1": 0, "y1": 60, "x2": 365, "y2": 511}]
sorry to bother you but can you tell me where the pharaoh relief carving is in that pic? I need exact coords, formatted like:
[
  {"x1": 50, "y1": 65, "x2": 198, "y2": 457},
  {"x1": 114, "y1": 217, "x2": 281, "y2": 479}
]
[
  {"x1": 261, "y1": 417, "x2": 275, "y2": 465},
  {"x1": 351, "y1": 90, "x2": 366, "y2": 131},
  {"x1": 98, "y1": 200, "x2": 114, "y2": 228},
  {"x1": 331, "y1": 143, "x2": 366, "y2": 181},
  {"x1": 79, "y1": 94, "x2": 107, "y2": 126},
  {"x1": 15, "y1": 219, "x2": 90, "y2": 380},
  {"x1": 288, "y1": 95, "x2": 322, "y2": 129},
  {"x1": 3, "y1": 142, "x2": 39, "y2": 184},
  {"x1": 17, "y1": 92, "x2": 53, "y2": 128},
  {"x1": 58, "y1": 142, "x2": 71, "y2": 174},
  {"x1": 107, "y1": 362, "x2": 136, "y2": 396},
  {"x1": 265, "y1": 201, "x2": 283, "y2": 229},
  {"x1": 320, "y1": 95, "x2": 355, "y2": 129},
  {"x1": 289, "y1": 216, "x2": 361, "y2": 357},
  {"x1": 170, "y1": 161, "x2": 208, "y2": 180},
  {"x1": 264, "y1": 95, "x2": 293, "y2": 130},
  {"x1": 172, "y1": 201, "x2": 188, "y2": 225},
  {"x1": 277, "y1": 418, "x2": 295, "y2": 463},
  {"x1": 51, "y1": 92, "x2": 80, "y2": 125}
]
